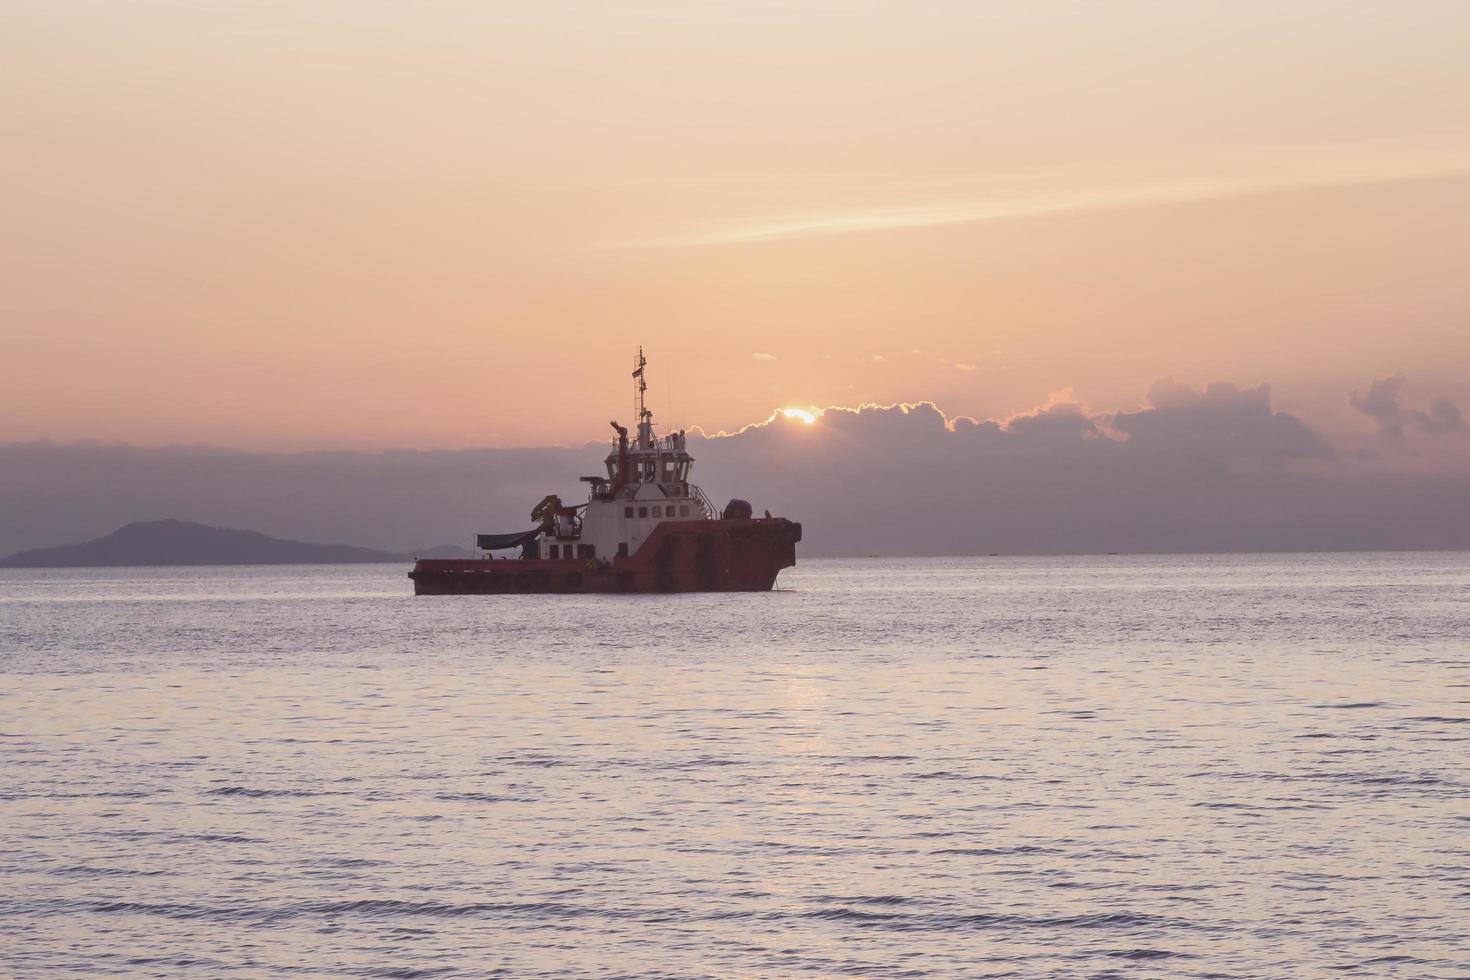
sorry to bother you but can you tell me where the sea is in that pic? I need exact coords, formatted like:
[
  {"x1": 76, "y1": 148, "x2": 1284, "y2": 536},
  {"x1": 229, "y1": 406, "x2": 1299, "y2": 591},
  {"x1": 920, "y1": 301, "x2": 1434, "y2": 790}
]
[{"x1": 1, "y1": 555, "x2": 1468, "y2": 978}]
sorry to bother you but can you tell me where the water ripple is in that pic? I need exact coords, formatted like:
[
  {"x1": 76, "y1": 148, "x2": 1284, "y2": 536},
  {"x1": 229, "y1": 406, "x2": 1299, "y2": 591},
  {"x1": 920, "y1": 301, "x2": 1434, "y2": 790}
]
[{"x1": 3, "y1": 555, "x2": 1468, "y2": 977}]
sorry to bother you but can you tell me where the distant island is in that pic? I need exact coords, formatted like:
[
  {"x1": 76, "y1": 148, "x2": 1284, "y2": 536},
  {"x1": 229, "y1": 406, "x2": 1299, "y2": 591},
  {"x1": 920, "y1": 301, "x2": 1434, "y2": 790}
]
[{"x1": 0, "y1": 519, "x2": 471, "y2": 568}]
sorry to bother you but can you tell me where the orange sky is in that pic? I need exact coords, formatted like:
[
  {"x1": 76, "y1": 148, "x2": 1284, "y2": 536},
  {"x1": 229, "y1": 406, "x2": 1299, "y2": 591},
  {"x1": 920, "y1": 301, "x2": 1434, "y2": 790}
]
[{"x1": 3, "y1": 1, "x2": 1468, "y2": 449}]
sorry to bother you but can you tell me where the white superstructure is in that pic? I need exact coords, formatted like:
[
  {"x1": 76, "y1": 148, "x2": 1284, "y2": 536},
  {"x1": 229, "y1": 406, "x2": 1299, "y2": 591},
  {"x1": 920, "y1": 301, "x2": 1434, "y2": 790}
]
[{"x1": 537, "y1": 349, "x2": 717, "y2": 561}]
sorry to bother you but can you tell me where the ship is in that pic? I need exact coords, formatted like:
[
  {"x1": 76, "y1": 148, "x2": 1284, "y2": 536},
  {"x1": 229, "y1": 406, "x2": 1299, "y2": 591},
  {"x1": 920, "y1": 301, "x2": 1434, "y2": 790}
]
[{"x1": 409, "y1": 350, "x2": 802, "y2": 595}]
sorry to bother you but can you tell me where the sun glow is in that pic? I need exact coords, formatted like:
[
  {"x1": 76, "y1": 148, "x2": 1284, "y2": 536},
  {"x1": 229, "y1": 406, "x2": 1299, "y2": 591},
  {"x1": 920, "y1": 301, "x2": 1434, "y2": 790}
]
[{"x1": 781, "y1": 407, "x2": 819, "y2": 425}]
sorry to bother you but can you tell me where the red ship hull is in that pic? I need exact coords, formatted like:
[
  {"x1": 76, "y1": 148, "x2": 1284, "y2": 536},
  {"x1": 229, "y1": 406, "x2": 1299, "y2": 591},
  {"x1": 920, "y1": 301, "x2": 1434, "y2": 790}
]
[{"x1": 409, "y1": 518, "x2": 801, "y2": 595}]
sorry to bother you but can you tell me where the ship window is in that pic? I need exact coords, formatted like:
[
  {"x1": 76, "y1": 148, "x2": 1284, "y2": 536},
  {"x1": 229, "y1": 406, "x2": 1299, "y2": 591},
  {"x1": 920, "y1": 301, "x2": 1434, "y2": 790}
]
[
  {"x1": 624, "y1": 506, "x2": 633, "y2": 518},
  {"x1": 680, "y1": 505, "x2": 689, "y2": 517},
  {"x1": 617, "y1": 542, "x2": 628, "y2": 558},
  {"x1": 578, "y1": 544, "x2": 595, "y2": 559},
  {"x1": 548, "y1": 544, "x2": 559, "y2": 559},
  {"x1": 638, "y1": 506, "x2": 647, "y2": 518},
  {"x1": 651, "y1": 506, "x2": 661, "y2": 518}
]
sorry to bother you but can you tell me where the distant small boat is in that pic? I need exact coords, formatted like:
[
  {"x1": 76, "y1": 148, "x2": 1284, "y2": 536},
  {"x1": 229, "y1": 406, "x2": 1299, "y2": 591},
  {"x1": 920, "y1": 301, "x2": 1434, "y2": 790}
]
[{"x1": 409, "y1": 349, "x2": 801, "y2": 595}]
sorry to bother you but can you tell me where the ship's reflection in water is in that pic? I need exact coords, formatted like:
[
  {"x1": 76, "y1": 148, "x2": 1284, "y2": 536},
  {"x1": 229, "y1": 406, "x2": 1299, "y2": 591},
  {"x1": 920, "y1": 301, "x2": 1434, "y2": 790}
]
[{"x1": 2, "y1": 554, "x2": 1468, "y2": 976}]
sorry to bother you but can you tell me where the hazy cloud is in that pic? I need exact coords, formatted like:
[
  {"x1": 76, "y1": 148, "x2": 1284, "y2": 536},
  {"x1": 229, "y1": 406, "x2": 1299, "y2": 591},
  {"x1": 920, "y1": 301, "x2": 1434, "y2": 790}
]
[
  {"x1": 751, "y1": 352, "x2": 778, "y2": 361},
  {"x1": 626, "y1": 142, "x2": 1470, "y2": 247},
  {"x1": 1112, "y1": 379, "x2": 1331, "y2": 464},
  {"x1": 1413, "y1": 396, "x2": 1465, "y2": 436},
  {"x1": 1350, "y1": 375, "x2": 1410, "y2": 438},
  {"x1": 1350, "y1": 375, "x2": 1465, "y2": 438}
]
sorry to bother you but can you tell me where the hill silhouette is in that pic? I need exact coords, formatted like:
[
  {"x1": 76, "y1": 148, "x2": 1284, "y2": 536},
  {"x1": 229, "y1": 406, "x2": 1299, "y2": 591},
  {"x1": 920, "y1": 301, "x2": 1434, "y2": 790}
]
[{"x1": 0, "y1": 519, "x2": 439, "y2": 568}]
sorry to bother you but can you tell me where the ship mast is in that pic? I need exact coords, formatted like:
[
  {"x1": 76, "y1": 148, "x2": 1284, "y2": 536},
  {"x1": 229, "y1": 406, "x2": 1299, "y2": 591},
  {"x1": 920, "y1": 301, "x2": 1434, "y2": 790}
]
[{"x1": 633, "y1": 347, "x2": 653, "y2": 449}]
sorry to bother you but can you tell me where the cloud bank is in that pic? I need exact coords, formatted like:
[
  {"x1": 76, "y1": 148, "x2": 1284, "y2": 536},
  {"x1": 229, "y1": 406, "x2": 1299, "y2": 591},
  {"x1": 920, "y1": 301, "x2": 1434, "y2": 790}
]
[{"x1": 1, "y1": 378, "x2": 1467, "y2": 558}]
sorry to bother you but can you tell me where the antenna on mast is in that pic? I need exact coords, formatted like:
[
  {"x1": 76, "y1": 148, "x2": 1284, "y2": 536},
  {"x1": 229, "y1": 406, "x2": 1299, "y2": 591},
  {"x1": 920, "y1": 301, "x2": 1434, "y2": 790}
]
[
  {"x1": 632, "y1": 347, "x2": 647, "y2": 422},
  {"x1": 632, "y1": 347, "x2": 652, "y2": 448}
]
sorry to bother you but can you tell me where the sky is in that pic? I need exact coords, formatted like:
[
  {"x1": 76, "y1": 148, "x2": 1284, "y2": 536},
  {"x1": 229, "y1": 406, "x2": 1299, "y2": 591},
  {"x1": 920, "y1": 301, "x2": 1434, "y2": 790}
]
[{"x1": 3, "y1": 1, "x2": 1469, "y2": 451}]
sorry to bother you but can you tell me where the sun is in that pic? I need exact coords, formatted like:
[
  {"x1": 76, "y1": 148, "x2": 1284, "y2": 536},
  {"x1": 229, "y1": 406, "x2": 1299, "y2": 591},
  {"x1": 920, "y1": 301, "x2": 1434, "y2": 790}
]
[{"x1": 781, "y1": 407, "x2": 819, "y2": 425}]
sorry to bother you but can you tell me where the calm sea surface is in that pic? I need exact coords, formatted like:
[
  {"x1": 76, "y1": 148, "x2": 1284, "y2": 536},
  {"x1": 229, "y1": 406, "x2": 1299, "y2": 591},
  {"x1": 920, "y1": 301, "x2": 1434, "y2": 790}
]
[{"x1": 1, "y1": 555, "x2": 1468, "y2": 978}]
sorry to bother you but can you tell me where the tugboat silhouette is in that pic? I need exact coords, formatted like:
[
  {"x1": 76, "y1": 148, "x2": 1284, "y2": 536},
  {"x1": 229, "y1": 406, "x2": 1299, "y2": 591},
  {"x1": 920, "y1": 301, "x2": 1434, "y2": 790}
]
[{"x1": 410, "y1": 349, "x2": 801, "y2": 594}]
